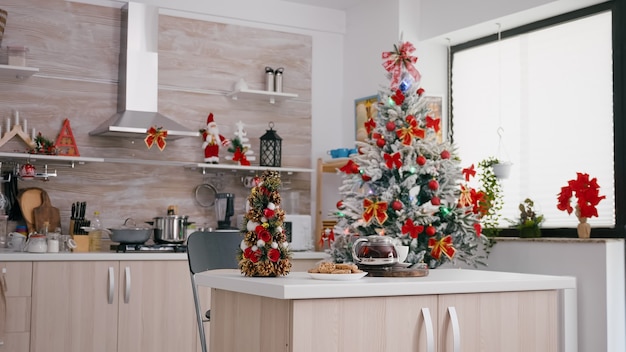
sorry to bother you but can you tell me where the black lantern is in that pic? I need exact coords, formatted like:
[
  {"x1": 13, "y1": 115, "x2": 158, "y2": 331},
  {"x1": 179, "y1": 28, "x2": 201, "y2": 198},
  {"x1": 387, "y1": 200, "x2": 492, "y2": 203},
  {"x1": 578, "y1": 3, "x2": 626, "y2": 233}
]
[{"x1": 259, "y1": 122, "x2": 282, "y2": 167}]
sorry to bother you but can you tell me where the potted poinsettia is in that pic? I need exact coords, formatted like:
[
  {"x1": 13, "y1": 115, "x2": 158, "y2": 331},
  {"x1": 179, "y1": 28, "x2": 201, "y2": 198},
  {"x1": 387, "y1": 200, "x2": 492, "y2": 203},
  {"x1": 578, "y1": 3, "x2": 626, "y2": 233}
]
[{"x1": 557, "y1": 172, "x2": 605, "y2": 238}]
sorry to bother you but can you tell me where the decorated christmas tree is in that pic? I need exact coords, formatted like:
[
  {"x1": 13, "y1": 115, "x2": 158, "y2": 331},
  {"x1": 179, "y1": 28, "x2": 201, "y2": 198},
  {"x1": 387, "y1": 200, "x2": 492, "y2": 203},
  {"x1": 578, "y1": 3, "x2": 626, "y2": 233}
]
[
  {"x1": 330, "y1": 40, "x2": 490, "y2": 269},
  {"x1": 238, "y1": 170, "x2": 292, "y2": 276}
]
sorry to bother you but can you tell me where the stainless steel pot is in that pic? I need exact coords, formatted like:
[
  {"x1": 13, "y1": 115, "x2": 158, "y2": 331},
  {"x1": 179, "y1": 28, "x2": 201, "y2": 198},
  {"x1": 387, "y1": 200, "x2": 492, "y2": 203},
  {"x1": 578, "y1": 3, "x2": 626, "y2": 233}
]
[{"x1": 152, "y1": 215, "x2": 189, "y2": 243}]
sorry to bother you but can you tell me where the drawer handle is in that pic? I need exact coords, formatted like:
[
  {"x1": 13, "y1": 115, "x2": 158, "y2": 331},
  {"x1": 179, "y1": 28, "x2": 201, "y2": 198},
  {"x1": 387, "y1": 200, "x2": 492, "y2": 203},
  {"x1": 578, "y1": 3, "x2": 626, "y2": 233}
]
[
  {"x1": 448, "y1": 306, "x2": 461, "y2": 352},
  {"x1": 124, "y1": 266, "x2": 131, "y2": 304},
  {"x1": 107, "y1": 267, "x2": 114, "y2": 304},
  {"x1": 421, "y1": 307, "x2": 435, "y2": 352}
]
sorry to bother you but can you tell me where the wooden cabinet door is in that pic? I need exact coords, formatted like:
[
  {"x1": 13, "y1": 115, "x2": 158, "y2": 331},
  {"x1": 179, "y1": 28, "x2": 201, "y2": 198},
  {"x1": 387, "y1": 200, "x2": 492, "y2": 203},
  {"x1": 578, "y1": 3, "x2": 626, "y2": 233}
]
[
  {"x1": 117, "y1": 261, "x2": 197, "y2": 352},
  {"x1": 290, "y1": 294, "x2": 438, "y2": 352},
  {"x1": 437, "y1": 291, "x2": 558, "y2": 352},
  {"x1": 30, "y1": 261, "x2": 119, "y2": 352},
  {"x1": 1, "y1": 261, "x2": 32, "y2": 352}
]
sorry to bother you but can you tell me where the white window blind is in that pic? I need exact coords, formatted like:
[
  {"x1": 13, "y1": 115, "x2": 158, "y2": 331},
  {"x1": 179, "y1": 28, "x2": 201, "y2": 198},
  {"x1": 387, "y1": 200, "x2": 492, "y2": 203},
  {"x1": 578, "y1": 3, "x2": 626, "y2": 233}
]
[{"x1": 452, "y1": 11, "x2": 614, "y2": 228}]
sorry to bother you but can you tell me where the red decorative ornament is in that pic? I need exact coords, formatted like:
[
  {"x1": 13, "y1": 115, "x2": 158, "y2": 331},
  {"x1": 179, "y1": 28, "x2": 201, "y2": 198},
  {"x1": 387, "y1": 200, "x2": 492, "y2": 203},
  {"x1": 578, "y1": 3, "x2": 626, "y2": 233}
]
[
  {"x1": 462, "y1": 164, "x2": 476, "y2": 181},
  {"x1": 336, "y1": 200, "x2": 345, "y2": 210},
  {"x1": 417, "y1": 88, "x2": 425, "y2": 96},
  {"x1": 263, "y1": 208, "x2": 276, "y2": 219},
  {"x1": 431, "y1": 196, "x2": 441, "y2": 205},
  {"x1": 340, "y1": 160, "x2": 360, "y2": 174},
  {"x1": 402, "y1": 219, "x2": 424, "y2": 239},
  {"x1": 428, "y1": 179, "x2": 439, "y2": 191},
  {"x1": 428, "y1": 235, "x2": 456, "y2": 260},
  {"x1": 362, "y1": 174, "x2": 372, "y2": 181},
  {"x1": 365, "y1": 118, "x2": 376, "y2": 135},
  {"x1": 391, "y1": 89, "x2": 405, "y2": 105},
  {"x1": 425, "y1": 225, "x2": 436, "y2": 236},
  {"x1": 426, "y1": 115, "x2": 441, "y2": 133},
  {"x1": 384, "y1": 152, "x2": 403, "y2": 169},
  {"x1": 376, "y1": 138, "x2": 386, "y2": 148},
  {"x1": 145, "y1": 126, "x2": 168, "y2": 151},
  {"x1": 392, "y1": 200, "x2": 403, "y2": 211},
  {"x1": 363, "y1": 198, "x2": 389, "y2": 225},
  {"x1": 441, "y1": 150, "x2": 450, "y2": 159},
  {"x1": 381, "y1": 41, "x2": 421, "y2": 90},
  {"x1": 386, "y1": 121, "x2": 396, "y2": 131},
  {"x1": 417, "y1": 155, "x2": 426, "y2": 166}
]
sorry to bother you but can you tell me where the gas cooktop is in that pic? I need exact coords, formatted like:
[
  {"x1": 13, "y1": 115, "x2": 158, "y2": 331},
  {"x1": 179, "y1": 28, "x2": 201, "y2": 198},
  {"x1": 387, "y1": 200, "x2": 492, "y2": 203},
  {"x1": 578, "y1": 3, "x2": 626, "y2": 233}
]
[{"x1": 112, "y1": 243, "x2": 187, "y2": 253}]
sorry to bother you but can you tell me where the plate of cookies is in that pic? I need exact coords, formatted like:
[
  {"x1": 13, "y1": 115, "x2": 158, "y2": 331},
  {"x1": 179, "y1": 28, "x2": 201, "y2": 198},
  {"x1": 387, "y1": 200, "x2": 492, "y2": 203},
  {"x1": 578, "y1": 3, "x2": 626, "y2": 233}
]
[{"x1": 307, "y1": 262, "x2": 367, "y2": 281}]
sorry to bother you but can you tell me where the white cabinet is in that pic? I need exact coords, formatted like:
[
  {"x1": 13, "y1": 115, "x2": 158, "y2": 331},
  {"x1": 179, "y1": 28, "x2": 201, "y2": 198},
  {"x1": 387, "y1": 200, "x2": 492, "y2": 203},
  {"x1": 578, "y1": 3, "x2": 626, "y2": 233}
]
[
  {"x1": 210, "y1": 289, "x2": 558, "y2": 352},
  {"x1": 30, "y1": 260, "x2": 197, "y2": 352},
  {"x1": 0, "y1": 262, "x2": 32, "y2": 352}
]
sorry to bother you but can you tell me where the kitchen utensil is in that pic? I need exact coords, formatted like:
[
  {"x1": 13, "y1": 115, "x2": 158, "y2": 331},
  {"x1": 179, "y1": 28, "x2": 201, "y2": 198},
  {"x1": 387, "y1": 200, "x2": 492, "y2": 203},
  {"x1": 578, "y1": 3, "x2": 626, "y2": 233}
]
[
  {"x1": 33, "y1": 191, "x2": 61, "y2": 234},
  {"x1": 152, "y1": 215, "x2": 189, "y2": 243},
  {"x1": 18, "y1": 162, "x2": 36, "y2": 180},
  {"x1": 17, "y1": 187, "x2": 44, "y2": 233},
  {"x1": 7, "y1": 232, "x2": 26, "y2": 251},
  {"x1": 106, "y1": 218, "x2": 152, "y2": 244},
  {"x1": 194, "y1": 183, "x2": 217, "y2": 208},
  {"x1": 351, "y1": 235, "x2": 399, "y2": 267},
  {"x1": 215, "y1": 193, "x2": 235, "y2": 229}
]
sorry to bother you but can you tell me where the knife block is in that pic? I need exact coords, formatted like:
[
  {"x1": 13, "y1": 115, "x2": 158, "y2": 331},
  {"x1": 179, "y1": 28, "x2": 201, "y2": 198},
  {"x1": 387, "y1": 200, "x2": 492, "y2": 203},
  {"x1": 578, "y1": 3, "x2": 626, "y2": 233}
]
[{"x1": 72, "y1": 235, "x2": 89, "y2": 252}]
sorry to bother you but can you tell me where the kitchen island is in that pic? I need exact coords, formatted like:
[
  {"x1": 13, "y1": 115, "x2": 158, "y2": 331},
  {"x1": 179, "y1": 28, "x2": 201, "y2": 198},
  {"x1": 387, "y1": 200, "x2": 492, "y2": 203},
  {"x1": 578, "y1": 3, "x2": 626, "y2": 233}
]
[{"x1": 196, "y1": 269, "x2": 577, "y2": 352}]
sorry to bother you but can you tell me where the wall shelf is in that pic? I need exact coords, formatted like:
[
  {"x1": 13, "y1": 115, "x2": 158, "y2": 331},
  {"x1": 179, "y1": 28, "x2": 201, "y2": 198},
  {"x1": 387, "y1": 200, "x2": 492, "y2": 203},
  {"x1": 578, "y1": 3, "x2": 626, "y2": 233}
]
[
  {"x1": 0, "y1": 64, "x2": 40, "y2": 79},
  {"x1": 227, "y1": 88, "x2": 298, "y2": 104},
  {"x1": 0, "y1": 152, "x2": 103, "y2": 166},
  {"x1": 185, "y1": 162, "x2": 312, "y2": 174}
]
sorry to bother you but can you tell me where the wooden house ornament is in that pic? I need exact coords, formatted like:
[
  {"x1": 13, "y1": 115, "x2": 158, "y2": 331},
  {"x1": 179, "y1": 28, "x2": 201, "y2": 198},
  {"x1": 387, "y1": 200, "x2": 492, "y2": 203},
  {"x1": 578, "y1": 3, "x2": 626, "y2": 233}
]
[{"x1": 54, "y1": 119, "x2": 80, "y2": 156}]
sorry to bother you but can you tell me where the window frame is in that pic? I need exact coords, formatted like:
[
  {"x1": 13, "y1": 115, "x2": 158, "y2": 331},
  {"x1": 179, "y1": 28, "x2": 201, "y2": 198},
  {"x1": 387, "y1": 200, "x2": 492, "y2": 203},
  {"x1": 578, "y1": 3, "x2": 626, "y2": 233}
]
[{"x1": 450, "y1": 1, "x2": 625, "y2": 238}]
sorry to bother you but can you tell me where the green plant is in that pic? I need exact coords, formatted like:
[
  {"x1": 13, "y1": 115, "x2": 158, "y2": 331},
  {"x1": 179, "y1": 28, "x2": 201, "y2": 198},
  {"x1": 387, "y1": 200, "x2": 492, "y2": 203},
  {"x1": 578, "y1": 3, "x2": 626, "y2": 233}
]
[
  {"x1": 512, "y1": 198, "x2": 544, "y2": 238},
  {"x1": 477, "y1": 157, "x2": 504, "y2": 237}
]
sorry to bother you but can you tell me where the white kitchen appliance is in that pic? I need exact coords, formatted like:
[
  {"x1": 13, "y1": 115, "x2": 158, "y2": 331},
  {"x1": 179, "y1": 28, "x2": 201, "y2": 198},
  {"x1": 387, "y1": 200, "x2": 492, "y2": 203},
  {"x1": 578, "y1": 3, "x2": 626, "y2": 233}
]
[{"x1": 283, "y1": 214, "x2": 312, "y2": 251}]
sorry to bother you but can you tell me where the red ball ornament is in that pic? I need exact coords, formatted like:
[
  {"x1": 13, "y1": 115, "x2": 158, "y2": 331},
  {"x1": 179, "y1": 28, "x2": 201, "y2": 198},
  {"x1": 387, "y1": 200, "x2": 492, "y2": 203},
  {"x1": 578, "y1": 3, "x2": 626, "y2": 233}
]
[
  {"x1": 417, "y1": 88, "x2": 425, "y2": 96},
  {"x1": 351, "y1": 163, "x2": 360, "y2": 174},
  {"x1": 425, "y1": 225, "x2": 436, "y2": 236},
  {"x1": 428, "y1": 179, "x2": 439, "y2": 190},
  {"x1": 441, "y1": 150, "x2": 451, "y2": 159},
  {"x1": 392, "y1": 200, "x2": 403, "y2": 211},
  {"x1": 362, "y1": 174, "x2": 372, "y2": 181},
  {"x1": 417, "y1": 155, "x2": 426, "y2": 166},
  {"x1": 376, "y1": 138, "x2": 386, "y2": 148},
  {"x1": 431, "y1": 196, "x2": 441, "y2": 205},
  {"x1": 337, "y1": 200, "x2": 345, "y2": 210},
  {"x1": 386, "y1": 121, "x2": 396, "y2": 131}
]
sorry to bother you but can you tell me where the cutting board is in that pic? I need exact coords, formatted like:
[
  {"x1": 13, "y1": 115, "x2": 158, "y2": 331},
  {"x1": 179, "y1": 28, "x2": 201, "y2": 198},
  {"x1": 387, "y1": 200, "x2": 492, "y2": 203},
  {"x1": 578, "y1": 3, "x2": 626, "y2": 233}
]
[
  {"x1": 33, "y1": 191, "x2": 61, "y2": 233},
  {"x1": 18, "y1": 187, "x2": 44, "y2": 233}
]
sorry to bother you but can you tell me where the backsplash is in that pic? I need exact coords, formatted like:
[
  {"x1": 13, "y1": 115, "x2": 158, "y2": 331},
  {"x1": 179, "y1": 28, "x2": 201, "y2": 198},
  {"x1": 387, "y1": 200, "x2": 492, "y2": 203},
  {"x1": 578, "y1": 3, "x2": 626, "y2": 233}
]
[{"x1": 0, "y1": 0, "x2": 312, "y2": 233}]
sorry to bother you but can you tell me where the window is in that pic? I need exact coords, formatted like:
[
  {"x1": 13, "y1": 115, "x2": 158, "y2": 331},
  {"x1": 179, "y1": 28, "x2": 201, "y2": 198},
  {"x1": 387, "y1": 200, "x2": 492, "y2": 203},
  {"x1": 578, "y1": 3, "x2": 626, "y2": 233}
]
[{"x1": 451, "y1": 7, "x2": 615, "y2": 230}]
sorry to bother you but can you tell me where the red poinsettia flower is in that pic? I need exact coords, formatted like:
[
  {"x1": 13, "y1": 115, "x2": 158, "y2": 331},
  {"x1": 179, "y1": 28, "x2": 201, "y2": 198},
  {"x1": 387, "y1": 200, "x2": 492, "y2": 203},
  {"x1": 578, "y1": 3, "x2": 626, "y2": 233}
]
[
  {"x1": 557, "y1": 172, "x2": 606, "y2": 218},
  {"x1": 268, "y1": 248, "x2": 281, "y2": 262}
]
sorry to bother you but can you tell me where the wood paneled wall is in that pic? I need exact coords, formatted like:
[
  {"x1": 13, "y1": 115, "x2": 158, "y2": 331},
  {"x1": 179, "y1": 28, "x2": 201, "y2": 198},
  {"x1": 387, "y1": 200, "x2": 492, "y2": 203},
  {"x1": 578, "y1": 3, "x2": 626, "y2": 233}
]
[{"x1": 0, "y1": 0, "x2": 312, "y2": 234}]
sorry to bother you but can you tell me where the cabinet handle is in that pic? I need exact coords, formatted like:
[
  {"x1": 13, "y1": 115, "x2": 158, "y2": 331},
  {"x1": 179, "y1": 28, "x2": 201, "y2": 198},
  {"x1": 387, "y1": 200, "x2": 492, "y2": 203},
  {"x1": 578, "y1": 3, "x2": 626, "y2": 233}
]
[
  {"x1": 421, "y1": 307, "x2": 435, "y2": 352},
  {"x1": 107, "y1": 267, "x2": 115, "y2": 304},
  {"x1": 447, "y1": 306, "x2": 461, "y2": 352},
  {"x1": 124, "y1": 266, "x2": 131, "y2": 304}
]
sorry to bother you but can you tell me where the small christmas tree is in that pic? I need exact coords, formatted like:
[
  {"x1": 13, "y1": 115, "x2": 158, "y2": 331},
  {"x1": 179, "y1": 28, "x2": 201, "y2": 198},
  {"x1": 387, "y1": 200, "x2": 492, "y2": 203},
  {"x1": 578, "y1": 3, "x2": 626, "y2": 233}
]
[
  {"x1": 330, "y1": 40, "x2": 490, "y2": 269},
  {"x1": 238, "y1": 170, "x2": 292, "y2": 276}
]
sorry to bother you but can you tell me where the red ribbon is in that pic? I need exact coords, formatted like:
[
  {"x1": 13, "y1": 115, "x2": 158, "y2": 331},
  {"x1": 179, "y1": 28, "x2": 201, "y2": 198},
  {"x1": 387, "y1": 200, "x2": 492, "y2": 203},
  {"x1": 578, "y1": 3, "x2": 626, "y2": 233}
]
[
  {"x1": 396, "y1": 123, "x2": 424, "y2": 145},
  {"x1": 363, "y1": 198, "x2": 388, "y2": 225},
  {"x1": 402, "y1": 219, "x2": 424, "y2": 239},
  {"x1": 425, "y1": 115, "x2": 441, "y2": 133},
  {"x1": 340, "y1": 160, "x2": 360, "y2": 174},
  {"x1": 462, "y1": 164, "x2": 476, "y2": 181},
  {"x1": 382, "y1": 42, "x2": 422, "y2": 90},
  {"x1": 384, "y1": 152, "x2": 403, "y2": 169},
  {"x1": 145, "y1": 126, "x2": 168, "y2": 151},
  {"x1": 233, "y1": 147, "x2": 251, "y2": 166},
  {"x1": 365, "y1": 118, "x2": 376, "y2": 135},
  {"x1": 428, "y1": 235, "x2": 456, "y2": 260}
]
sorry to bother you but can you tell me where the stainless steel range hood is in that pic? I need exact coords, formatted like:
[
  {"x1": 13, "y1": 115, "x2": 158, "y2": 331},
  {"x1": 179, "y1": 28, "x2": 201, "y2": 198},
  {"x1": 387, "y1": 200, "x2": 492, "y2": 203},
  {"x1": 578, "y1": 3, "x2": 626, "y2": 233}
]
[{"x1": 90, "y1": 2, "x2": 198, "y2": 139}]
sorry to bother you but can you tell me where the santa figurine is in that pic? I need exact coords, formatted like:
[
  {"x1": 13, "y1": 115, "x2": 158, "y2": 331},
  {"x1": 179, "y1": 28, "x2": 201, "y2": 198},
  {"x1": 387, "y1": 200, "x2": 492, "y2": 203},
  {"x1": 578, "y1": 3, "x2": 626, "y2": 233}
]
[{"x1": 200, "y1": 113, "x2": 230, "y2": 164}]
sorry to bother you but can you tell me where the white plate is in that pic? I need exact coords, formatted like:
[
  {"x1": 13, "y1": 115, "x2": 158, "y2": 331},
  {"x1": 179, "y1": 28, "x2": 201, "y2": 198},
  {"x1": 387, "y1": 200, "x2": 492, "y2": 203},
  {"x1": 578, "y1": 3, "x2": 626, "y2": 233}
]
[{"x1": 308, "y1": 272, "x2": 368, "y2": 281}]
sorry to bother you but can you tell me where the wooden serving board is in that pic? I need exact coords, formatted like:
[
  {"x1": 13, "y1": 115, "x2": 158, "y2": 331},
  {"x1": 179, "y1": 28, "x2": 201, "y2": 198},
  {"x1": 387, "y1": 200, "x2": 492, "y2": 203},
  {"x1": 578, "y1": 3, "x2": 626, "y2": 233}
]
[
  {"x1": 33, "y1": 191, "x2": 61, "y2": 233},
  {"x1": 18, "y1": 187, "x2": 44, "y2": 233},
  {"x1": 362, "y1": 264, "x2": 429, "y2": 277}
]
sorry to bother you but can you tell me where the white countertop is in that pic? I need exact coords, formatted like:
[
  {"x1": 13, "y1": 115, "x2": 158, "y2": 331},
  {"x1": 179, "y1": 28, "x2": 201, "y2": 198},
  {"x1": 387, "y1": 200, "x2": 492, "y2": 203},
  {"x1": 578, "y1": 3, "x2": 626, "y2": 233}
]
[
  {"x1": 195, "y1": 268, "x2": 576, "y2": 300},
  {"x1": 0, "y1": 248, "x2": 328, "y2": 261}
]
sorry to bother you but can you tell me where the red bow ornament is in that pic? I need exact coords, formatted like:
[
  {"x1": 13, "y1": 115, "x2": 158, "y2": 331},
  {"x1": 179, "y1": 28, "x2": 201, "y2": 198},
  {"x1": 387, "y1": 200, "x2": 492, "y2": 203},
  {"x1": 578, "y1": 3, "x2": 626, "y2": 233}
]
[
  {"x1": 382, "y1": 41, "x2": 422, "y2": 90},
  {"x1": 365, "y1": 118, "x2": 376, "y2": 135},
  {"x1": 233, "y1": 147, "x2": 251, "y2": 166},
  {"x1": 384, "y1": 152, "x2": 403, "y2": 169},
  {"x1": 428, "y1": 235, "x2": 456, "y2": 260},
  {"x1": 396, "y1": 122, "x2": 424, "y2": 145},
  {"x1": 340, "y1": 160, "x2": 360, "y2": 174},
  {"x1": 425, "y1": 115, "x2": 441, "y2": 133},
  {"x1": 402, "y1": 219, "x2": 424, "y2": 239},
  {"x1": 363, "y1": 198, "x2": 388, "y2": 225},
  {"x1": 145, "y1": 126, "x2": 168, "y2": 151}
]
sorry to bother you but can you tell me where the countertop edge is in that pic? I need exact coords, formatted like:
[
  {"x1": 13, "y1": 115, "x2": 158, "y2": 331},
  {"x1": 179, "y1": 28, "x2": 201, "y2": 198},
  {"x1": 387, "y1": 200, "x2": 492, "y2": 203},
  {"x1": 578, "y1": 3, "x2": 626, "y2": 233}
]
[{"x1": 0, "y1": 250, "x2": 328, "y2": 261}]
